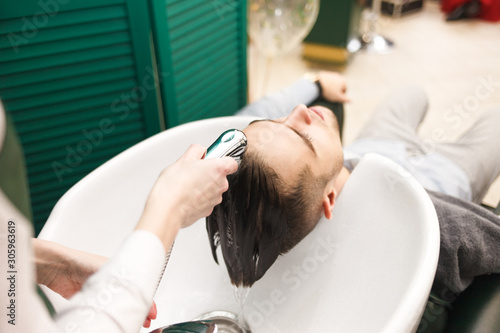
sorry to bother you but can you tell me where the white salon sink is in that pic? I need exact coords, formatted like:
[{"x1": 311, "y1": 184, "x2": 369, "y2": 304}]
[{"x1": 39, "y1": 117, "x2": 440, "y2": 333}]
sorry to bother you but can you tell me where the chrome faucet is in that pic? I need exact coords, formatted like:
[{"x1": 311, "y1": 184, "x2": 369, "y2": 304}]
[{"x1": 150, "y1": 320, "x2": 217, "y2": 333}]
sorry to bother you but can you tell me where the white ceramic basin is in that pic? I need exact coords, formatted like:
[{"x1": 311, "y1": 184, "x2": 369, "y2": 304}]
[{"x1": 39, "y1": 117, "x2": 440, "y2": 333}]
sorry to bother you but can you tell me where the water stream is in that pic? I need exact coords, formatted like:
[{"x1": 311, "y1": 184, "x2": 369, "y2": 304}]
[{"x1": 233, "y1": 285, "x2": 251, "y2": 330}]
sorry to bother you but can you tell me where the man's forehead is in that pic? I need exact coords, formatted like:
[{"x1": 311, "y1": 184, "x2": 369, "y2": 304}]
[
  {"x1": 248, "y1": 118, "x2": 268, "y2": 126},
  {"x1": 244, "y1": 120, "x2": 290, "y2": 152},
  {"x1": 243, "y1": 119, "x2": 280, "y2": 145},
  {"x1": 246, "y1": 118, "x2": 274, "y2": 129},
  {"x1": 243, "y1": 120, "x2": 310, "y2": 182},
  {"x1": 245, "y1": 118, "x2": 316, "y2": 154}
]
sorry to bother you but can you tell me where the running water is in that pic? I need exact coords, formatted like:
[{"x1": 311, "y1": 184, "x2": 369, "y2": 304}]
[{"x1": 233, "y1": 285, "x2": 251, "y2": 330}]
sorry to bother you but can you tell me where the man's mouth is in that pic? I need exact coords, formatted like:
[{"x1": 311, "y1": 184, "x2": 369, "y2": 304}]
[{"x1": 309, "y1": 107, "x2": 325, "y2": 121}]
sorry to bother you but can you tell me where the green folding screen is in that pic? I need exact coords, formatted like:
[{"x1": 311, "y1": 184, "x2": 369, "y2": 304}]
[
  {"x1": 0, "y1": 0, "x2": 247, "y2": 234},
  {"x1": 150, "y1": 0, "x2": 248, "y2": 127}
]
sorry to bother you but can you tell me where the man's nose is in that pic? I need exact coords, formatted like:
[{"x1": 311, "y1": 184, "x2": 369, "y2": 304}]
[{"x1": 286, "y1": 104, "x2": 311, "y2": 127}]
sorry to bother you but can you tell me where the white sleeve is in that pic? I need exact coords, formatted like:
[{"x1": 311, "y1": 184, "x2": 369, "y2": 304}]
[
  {"x1": 1, "y1": 203, "x2": 166, "y2": 333},
  {"x1": 0, "y1": 217, "x2": 57, "y2": 333},
  {"x1": 236, "y1": 78, "x2": 320, "y2": 119},
  {"x1": 55, "y1": 230, "x2": 167, "y2": 333}
]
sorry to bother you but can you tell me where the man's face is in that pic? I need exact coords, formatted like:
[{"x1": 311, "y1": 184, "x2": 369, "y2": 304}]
[{"x1": 243, "y1": 104, "x2": 343, "y2": 186}]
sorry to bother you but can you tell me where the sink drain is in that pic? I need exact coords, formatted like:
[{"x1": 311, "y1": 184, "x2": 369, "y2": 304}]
[{"x1": 193, "y1": 311, "x2": 251, "y2": 333}]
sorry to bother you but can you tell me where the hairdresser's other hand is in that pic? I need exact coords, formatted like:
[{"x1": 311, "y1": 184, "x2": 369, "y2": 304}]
[
  {"x1": 33, "y1": 239, "x2": 156, "y2": 328},
  {"x1": 34, "y1": 238, "x2": 107, "y2": 299},
  {"x1": 318, "y1": 71, "x2": 350, "y2": 103}
]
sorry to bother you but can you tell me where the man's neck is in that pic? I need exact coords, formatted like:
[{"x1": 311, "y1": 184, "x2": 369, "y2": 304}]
[{"x1": 334, "y1": 166, "x2": 351, "y2": 196}]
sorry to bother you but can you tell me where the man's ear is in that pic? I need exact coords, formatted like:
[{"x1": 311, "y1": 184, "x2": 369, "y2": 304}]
[{"x1": 322, "y1": 188, "x2": 336, "y2": 220}]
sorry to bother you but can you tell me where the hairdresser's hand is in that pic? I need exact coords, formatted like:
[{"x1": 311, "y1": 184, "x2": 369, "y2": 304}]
[
  {"x1": 34, "y1": 238, "x2": 107, "y2": 299},
  {"x1": 318, "y1": 71, "x2": 350, "y2": 103},
  {"x1": 34, "y1": 240, "x2": 158, "y2": 328},
  {"x1": 137, "y1": 144, "x2": 238, "y2": 248},
  {"x1": 33, "y1": 238, "x2": 156, "y2": 328}
]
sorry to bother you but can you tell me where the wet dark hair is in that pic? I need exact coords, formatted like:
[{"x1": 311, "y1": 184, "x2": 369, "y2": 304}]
[{"x1": 206, "y1": 150, "x2": 327, "y2": 287}]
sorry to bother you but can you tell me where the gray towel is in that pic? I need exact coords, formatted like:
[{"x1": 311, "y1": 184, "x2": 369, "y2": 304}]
[{"x1": 427, "y1": 190, "x2": 500, "y2": 301}]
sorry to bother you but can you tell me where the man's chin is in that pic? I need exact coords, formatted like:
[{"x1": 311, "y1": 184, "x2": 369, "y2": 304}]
[{"x1": 319, "y1": 106, "x2": 339, "y2": 130}]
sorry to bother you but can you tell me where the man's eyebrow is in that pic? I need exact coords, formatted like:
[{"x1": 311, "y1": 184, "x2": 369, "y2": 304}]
[
  {"x1": 248, "y1": 119, "x2": 316, "y2": 155},
  {"x1": 288, "y1": 126, "x2": 316, "y2": 155}
]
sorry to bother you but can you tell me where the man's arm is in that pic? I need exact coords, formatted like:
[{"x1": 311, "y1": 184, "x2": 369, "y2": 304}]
[{"x1": 237, "y1": 71, "x2": 348, "y2": 119}]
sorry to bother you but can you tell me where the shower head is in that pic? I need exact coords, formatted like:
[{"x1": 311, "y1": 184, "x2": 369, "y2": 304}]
[{"x1": 205, "y1": 129, "x2": 247, "y2": 163}]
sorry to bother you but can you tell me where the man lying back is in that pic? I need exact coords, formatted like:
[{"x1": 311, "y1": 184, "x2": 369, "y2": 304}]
[{"x1": 206, "y1": 72, "x2": 500, "y2": 298}]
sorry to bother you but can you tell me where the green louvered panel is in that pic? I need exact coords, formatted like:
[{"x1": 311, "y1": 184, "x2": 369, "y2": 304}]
[
  {"x1": 150, "y1": 0, "x2": 248, "y2": 127},
  {"x1": 0, "y1": 0, "x2": 162, "y2": 234}
]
